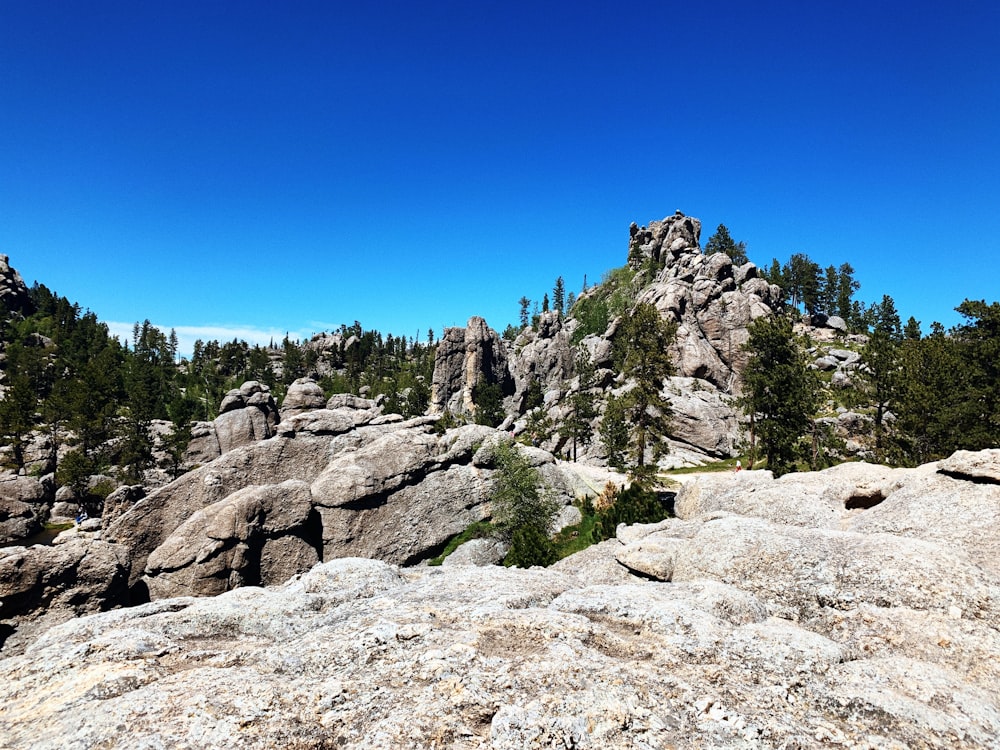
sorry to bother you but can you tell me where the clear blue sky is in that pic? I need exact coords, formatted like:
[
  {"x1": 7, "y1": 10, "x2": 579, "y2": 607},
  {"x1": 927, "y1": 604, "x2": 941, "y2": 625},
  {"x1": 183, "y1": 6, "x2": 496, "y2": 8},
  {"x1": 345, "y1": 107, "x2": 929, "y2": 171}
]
[{"x1": 2, "y1": 1, "x2": 998, "y2": 355}]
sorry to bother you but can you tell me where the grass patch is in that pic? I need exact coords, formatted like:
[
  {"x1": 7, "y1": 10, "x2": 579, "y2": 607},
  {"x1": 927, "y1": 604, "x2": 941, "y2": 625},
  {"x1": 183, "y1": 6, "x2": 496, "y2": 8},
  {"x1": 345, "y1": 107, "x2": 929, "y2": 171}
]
[
  {"x1": 426, "y1": 520, "x2": 494, "y2": 566},
  {"x1": 44, "y1": 521, "x2": 75, "y2": 531},
  {"x1": 662, "y1": 458, "x2": 743, "y2": 475},
  {"x1": 552, "y1": 508, "x2": 600, "y2": 560}
]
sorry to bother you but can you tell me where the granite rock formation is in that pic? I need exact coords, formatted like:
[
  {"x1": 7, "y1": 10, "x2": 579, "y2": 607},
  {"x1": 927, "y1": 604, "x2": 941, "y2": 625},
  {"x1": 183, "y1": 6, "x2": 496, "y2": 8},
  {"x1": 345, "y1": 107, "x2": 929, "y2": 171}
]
[
  {"x1": 429, "y1": 212, "x2": 783, "y2": 463},
  {"x1": 431, "y1": 316, "x2": 514, "y2": 416},
  {"x1": 2, "y1": 449, "x2": 998, "y2": 748},
  {"x1": 102, "y1": 396, "x2": 593, "y2": 603}
]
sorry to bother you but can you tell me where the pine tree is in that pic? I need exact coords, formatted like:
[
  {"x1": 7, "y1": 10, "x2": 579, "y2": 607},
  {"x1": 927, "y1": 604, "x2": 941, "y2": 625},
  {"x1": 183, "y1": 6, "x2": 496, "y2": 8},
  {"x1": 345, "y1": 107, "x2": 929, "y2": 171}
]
[
  {"x1": 600, "y1": 394, "x2": 629, "y2": 471},
  {"x1": 860, "y1": 295, "x2": 902, "y2": 462},
  {"x1": 613, "y1": 302, "x2": 677, "y2": 474},
  {"x1": 518, "y1": 297, "x2": 531, "y2": 328},
  {"x1": 836, "y1": 263, "x2": 860, "y2": 324},
  {"x1": 704, "y1": 224, "x2": 748, "y2": 265},
  {"x1": 558, "y1": 348, "x2": 598, "y2": 461},
  {"x1": 740, "y1": 315, "x2": 820, "y2": 476},
  {"x1": 953, "y1": 299, "x2": 1000, "y2": 447},
  {"x1": 553, "y1": 277, "x2": 565, "y2": 315}
]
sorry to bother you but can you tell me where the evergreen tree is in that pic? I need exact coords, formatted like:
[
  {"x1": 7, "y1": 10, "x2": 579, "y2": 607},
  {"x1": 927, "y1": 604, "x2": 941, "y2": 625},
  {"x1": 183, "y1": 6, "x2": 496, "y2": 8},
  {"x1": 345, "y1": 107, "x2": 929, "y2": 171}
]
[
  {"x1": 488, "y1": 441, "x2": 559, "y2": 565},
  {"x1": 0, "y1": 367, "x2": 37, "y2": 471},
  {"x1": 282, "y1": 335, "x2": 305, "y2": 385},
  {"x1": 836, "y1": 263, "x2": 860, "y2": 324},
  {"x1": 860, "y1": 295, "x2": 902, "y2": 462},
  {"x1": 740, "y1": 315, "x2": 820, "y2": 476},
  {"x1": 782, "y1": 253, "x2": 821, "y2": 314},
  {"x1": 472, "y1": 380, "x2": 504, "y2": 427},
  {"x1": 613, "y1": 302, "x2": 677, "y2": 473},
  {"x1": 704, "y1": 224, "x2": 748, "y2": 265},
  {"x1": 553, "y1": 277, "x2": 565, "y2": 315},
  {"x1": 896, "y1": 322, "x2": 965, "y2": 463},
  {"x1": 821, "y1": 265, "x2": 839, "y2": 315},
  {"x1": 953, "y1": 299, "x2": 1000, "y2": 447},
  {"x1": 600, "y1": 394, "x2": 629, "y2": 471},
  {"x1": 518, "y1": 296, "x2": 531, "y2": 328},
  {"x1": 558, "y1": 348, "x2": 598, "y2": 461}
]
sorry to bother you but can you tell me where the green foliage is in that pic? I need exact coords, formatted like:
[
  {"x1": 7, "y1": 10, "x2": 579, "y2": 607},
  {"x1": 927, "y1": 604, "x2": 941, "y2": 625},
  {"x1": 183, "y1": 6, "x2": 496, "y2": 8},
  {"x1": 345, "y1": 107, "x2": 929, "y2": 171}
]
[
  {"x1": 558, "y1": 348, "x2": 599, "y2": 460},
  {"x1": 612, "y1": 302, "x2": 677, "y2": 470},
  {"x1": 488, "y1": 441, "x2": 559, "y2": 547},
  {"x1": 524, "y1": 378, "x2": 544, "y2": 410},
  {"x1": 552, "y1": 276, "x2": 565, "y2": 316},
  {"x1": 550, "y1": 504, "x2": 600, "y2": 559},
  {"x1": 592, "y1": 484, "x2": 670, "y2": 541},
  {"x1": 740, "y1": 315, "x2": 821, "y2": 476},
  {"x1": 782, "y1": 253, "x2": 822, "y2": 315},
  {"x1": 522, "y1": 407, "x2": 553, "y2": 446},
  {"x1": 504, "y1": 524, "x2": 558, "y2": 568},
  {"x1": 472, "y1": 380, "x2": 505, "y2": 427},
  {"x1": 704, "y1": 224, "x2": 748, "y2": 265},
  {"x1": 600, "y1": 394, "x2": 629, "y2": 471},
  {"x1": 859, "y1": 295, "x2": 902, "y2": 462},
  {"x1": 895, "y1": 300, "x2": 1000, "y2": 463},
  {"x1": 518, "y1": 296, "x2": 531, "y2": 328},
  {"x1": 55, "y1": 448, "x2": 97, "y2": 500},
  {"x1": 569, "y1": 265, "x2": 636, "y2": 343},
  {"x1": 427, "y1": 520, "x2": 494, "y2": 566}
]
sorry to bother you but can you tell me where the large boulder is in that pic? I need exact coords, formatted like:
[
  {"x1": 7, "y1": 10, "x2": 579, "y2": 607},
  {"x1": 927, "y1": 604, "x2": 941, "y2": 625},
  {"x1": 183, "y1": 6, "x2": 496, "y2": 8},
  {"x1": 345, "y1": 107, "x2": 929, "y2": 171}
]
[
  {"x1": 0, "y1": 475, "x2": 49, "y2": 543},
  {"x1": 280, "y1": 377, "x2": 327, "y2": 416},
  {"x1": 0, "y1": 536, "x2": 130, "y2": 654},
  {"x1": 144, "y1": 480, "x2": 319, "y2": 599},
  {"x1": 181, "y1": 381, "x2": 281, "y2": 466}
]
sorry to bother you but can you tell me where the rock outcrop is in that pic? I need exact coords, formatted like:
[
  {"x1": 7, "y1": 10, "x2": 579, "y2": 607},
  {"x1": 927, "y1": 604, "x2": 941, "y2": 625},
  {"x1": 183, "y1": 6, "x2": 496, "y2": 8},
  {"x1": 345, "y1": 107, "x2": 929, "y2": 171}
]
[
  {"x1": 183, "y1": 381, "x2": 281, "y2": 465},
  {"x1": 4, "y1": 444, "x2": 1000, "y2": 750},
  {"x1": 0, "y1": 254, "x2": 32, "y2": 316},
  {"x1": 102, "y1": 397, "x2": 593, "y2": 603},
  {"x1": 431, "y1": 316, "x2": 514, "y2": 417},
  {"x1": 0, "y1": 535, "x2": 130, "y2": 653},
  {"x1": 428, "y1": 212, "x2": 783, "y2": 465},
  {"x1": 632, "y1": 213, "x2": 783, "y2": 393}
]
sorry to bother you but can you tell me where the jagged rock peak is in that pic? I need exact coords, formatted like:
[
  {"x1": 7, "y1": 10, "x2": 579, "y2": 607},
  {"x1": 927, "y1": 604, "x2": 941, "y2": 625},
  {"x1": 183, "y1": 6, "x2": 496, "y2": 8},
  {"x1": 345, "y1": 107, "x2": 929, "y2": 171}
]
[
  {"x1": 430, "y1": 316, "x2": 513, "y2": 416},
  {"x1": 0, "y1": 255, "x2": 33, "y2": 315},
  {"x1": 627, "y1": 210, "x2": 702, "y2": 269}
]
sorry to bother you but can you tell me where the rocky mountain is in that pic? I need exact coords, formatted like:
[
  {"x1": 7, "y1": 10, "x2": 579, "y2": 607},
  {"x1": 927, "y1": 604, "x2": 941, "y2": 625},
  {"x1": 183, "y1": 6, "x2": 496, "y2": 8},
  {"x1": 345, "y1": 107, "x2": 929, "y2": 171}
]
[
  {"x1": 2, "y1": 449, "x2": 998, "y2": 748},
  {"x1": 430, "y1": 212, "x2": 786, "y2": 465}
]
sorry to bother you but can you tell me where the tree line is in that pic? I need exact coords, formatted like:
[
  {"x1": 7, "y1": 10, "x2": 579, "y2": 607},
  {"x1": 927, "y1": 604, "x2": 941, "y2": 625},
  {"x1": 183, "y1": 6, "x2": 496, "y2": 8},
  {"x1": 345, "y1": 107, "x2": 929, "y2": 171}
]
[{"x1": 0, "y1": 283, "x2": 436, "y2": 495}]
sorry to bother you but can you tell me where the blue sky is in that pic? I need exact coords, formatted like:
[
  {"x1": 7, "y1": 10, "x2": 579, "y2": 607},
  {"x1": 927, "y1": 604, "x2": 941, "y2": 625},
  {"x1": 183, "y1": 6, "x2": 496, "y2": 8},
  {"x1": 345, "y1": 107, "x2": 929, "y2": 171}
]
[{"x1": 2, "y1": 1, "x2": 998, "y2": 356}]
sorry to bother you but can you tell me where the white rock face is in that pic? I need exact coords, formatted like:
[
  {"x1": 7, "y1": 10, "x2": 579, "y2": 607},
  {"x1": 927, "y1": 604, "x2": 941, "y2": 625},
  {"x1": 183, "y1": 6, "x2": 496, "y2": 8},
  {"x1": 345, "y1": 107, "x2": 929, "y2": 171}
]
[{"x1": 2, "y1": 450, "x2": 999, "y2": 748}]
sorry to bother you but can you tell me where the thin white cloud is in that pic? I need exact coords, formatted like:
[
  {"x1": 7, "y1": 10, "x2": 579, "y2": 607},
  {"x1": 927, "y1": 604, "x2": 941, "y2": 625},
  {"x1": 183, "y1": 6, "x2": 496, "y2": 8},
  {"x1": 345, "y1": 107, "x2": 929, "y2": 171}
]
[{"x1": 105, "y1": 321, "x2": 315, "y2": 359}]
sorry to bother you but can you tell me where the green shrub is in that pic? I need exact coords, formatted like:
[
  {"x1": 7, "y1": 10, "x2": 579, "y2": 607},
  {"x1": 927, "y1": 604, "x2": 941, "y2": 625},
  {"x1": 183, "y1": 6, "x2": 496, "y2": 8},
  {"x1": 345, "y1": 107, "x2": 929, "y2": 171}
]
[
  {"x1": 594, "y1": 484, "x2": 670, "y2": 541},
  {"x1": 504, "y1": 524, "x2": 558, "y2": 568}
]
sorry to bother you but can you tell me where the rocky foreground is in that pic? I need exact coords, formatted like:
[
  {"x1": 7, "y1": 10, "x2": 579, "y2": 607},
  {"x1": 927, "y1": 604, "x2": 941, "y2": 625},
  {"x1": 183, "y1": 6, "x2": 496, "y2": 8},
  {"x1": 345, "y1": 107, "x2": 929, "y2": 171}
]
[{"x1": 1, "y1": 451, "x2": 999, "y2": 748}]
